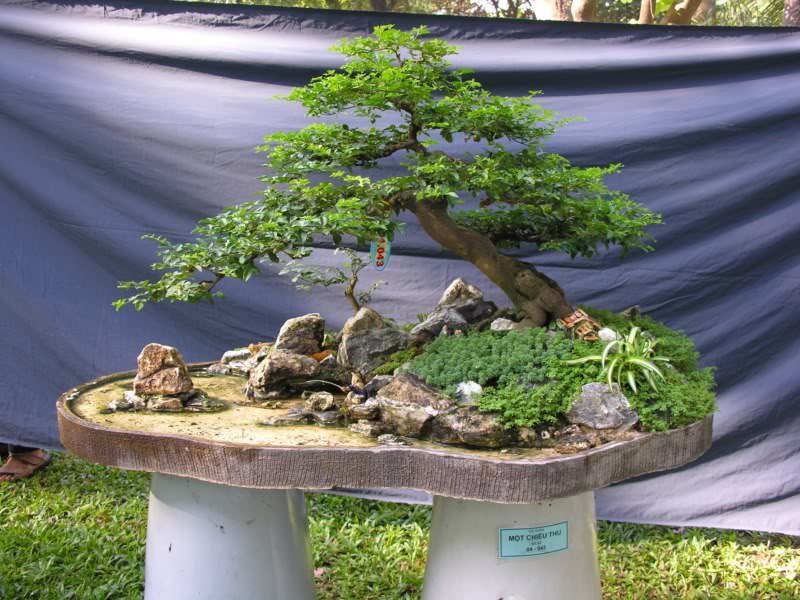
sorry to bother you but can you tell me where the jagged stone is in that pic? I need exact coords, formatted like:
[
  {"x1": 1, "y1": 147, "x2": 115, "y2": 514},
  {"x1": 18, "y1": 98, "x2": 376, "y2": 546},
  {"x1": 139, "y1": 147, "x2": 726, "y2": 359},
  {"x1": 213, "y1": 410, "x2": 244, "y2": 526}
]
[
  {"x1": 619, "y1": 305, "x2": 641, "y2": 320},
  {"x1": 568, "y1": 383, "x2": 639, "y2": 430},
  {"x1": 437, "y1": 278, "x2": 484, "y2": 306},
  {"x1": 274, "y1": 313, "x2": 325, "y2": 355},
  {"x1": 554, "y1": 434, "x2": 593, "y2": 454},
  {"x1": 222, "y1": 348, "x2": 251, "y2": 364},
  {"x1": 337, "y1": 328, "x2": 411, "y2": 377},
  {"x1": 598, "y1": 328, "x2": 619, "y2": 342},
  {"x1": 338, "y1": 306, "x2": 384, "y2": 341},
  {"x1": 430, "y1": 407, "x2": 513, "y2": 448},
  {"x1": 248, "y1": 350, "x2": 320, "y2": 396},
  {"x1": 133, "y1": 343, "x2": 193, "y2": 396},
  {"x1": 410, "y1": 308, "x2": 469, "y2": 338},
  {"x1": 349, "y1": 420, "x2": 387, "y2": 437},
  {"x1": 147, "y1": 396, "x2": 184, "y2": 412},
  {"x1": 304, "y1": 391, "x2": 336, "y2": 412},
  {"x1": 376, "y1": 373, "x2": 454, "y2": 437},
  {"x1": 311, "y1": 410, "x2": 343, "y2": 427},
  {"x1": 377, "y1": 433, "x2": 409, "y2": 446},
  {"x1": 347, "y1": 399, "x2": 380, "y2": 421},
  {"x1": 262, "y1": 412, "x2": 310, "y2": 427},
  {"x1": 365, "y1": 375, "x2": 393, "y2": 398}
]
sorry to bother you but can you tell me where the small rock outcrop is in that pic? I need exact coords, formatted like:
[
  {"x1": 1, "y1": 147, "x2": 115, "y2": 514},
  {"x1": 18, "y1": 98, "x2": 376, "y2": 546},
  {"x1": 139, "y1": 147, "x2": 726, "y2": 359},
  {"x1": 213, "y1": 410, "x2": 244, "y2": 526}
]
[
  {"x1": 410, "y1": 308, "x2": 469, "y2": 338},
  {"x1": 568, "y1": 383, "x2": 639, "y2": 430},
  {"x1": 248, "y1": 350, "x2": 320, "y2": 399},
  {"x1": 437, "y1": 278, "x2": 484, "y2": 306},
  {"x1": 454, "y1": 381, "x2": 482, "y2": 406},
  {"x1": 429, "y1": 407, "x2": 513, "y2": 448},
  {"x1": 489, "y1": 318, "x2": 516, "y2": 332},
  {"x1": 338, "y1": 307, "x2": 384, "y2": 340},
  {"x1": 337, "y1": 328, "x2": 411, "y2": 377},
  {"x1": 376, "y1": 373, "x2": 454, "y2": 437},
  {"x1": 274, "y1": 313, "x2": 325, "y2": 355},
  {"x1": 133, "y1": 343, "x2": 193, "y2": 396}
]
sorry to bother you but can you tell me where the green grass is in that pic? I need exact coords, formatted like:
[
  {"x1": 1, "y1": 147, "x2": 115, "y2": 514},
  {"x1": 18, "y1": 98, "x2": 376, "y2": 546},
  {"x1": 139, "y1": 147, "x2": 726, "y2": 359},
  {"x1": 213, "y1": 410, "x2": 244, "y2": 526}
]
[{"x1": 1, "y1": 453, "x2": 798, "y2": 599}]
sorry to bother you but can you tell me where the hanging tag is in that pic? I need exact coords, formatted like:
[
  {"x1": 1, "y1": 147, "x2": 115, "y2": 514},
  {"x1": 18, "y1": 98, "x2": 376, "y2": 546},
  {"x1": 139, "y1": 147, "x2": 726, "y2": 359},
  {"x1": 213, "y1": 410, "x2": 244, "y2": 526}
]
[{"x1": 370, "y1": 237, "x2": 392, "y2": 272}]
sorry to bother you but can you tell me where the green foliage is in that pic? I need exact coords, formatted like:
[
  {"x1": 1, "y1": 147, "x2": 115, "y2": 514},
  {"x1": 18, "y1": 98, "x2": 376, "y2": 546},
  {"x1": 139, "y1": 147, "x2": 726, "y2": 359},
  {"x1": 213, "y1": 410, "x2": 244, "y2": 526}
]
[
  {"x1": 410, "y1": 311, "x2": 714, "y2": 430},
  {"x1": 116, "y1": 26, "x2": 659, "y2": 312},
  {"x1": 584, "y1": 306, "x2": 700, "y2": 373},
  {"x1": 371, "y1": 347, "x2": 420, "y2": 375},
  {"x1": 566, "y1": 326, "x2": 671, "y2": 394},
  {"x1": 6, "y1": 453, "x2": 799, "y2": 599},
  {"x1": 280, "y1": 247, "x2": 386, "y2": 312}
]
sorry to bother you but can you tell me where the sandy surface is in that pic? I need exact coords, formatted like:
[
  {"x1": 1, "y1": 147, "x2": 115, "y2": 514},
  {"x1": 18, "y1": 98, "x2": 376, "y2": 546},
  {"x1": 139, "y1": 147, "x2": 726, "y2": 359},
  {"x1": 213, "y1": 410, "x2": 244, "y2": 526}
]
[{"x1": 68, "y1": 370, "x2": 570, "y2": 462}]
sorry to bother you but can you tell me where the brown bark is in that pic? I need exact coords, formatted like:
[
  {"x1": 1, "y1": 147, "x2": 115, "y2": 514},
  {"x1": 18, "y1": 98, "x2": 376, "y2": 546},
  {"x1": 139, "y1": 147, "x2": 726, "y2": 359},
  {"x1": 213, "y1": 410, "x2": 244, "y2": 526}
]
[
  {"x1": 662, "y1": 0, "x2": 704, "y2": 23},
  {"x1": 532, "y1": 0, "x2": 572, "y2": 20},
  {"x1": 344, "y1": 274, "x2": 361, "y2": 315},
  {"x1": 409, "y1": 198, "x2": 572, "y2": 327},
  {"x1": 639, "y1": 0, "x2": 655, "y2": 23},
  {"x1": 694, "y1": 0, "x2": 715, "y2": 22},
  {"x1": 571, "y1": 0, "x2": 598, "y2": 21},
  {"x1": 786, "y1": 0, "x2": 800, "y2": 25}
]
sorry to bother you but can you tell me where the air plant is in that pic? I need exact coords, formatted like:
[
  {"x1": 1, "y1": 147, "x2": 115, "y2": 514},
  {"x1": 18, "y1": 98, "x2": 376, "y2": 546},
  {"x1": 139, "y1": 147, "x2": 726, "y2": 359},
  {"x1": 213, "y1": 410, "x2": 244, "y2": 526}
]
[{"x1": 566, "y1": 327, "x2": 671, "y2": 394}]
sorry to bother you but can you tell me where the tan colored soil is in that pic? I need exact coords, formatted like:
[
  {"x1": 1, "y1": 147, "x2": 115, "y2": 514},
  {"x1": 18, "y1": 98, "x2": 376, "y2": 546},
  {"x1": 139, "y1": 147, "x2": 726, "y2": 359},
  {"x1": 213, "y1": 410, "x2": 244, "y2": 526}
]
[{"x1": 68, "y1": 370, "x2": 572, "y2": 461}]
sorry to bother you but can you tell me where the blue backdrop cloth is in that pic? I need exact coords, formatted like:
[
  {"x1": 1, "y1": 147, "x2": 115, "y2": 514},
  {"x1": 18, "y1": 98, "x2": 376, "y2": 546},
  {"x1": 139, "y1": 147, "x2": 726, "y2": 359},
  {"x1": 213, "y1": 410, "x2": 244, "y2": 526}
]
[{"x1": 1, "y1": 0, "x2": 799, "y2": 534}]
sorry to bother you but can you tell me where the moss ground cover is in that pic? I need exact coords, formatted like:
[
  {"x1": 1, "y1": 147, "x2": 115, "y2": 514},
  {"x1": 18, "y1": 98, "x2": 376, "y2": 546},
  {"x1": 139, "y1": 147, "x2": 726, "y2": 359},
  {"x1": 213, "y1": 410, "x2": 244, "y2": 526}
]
[
  {"x1": 1, "y1": 453, "x2": 798, "y2": 599},
  {"x1": 406, "y1": 308, "x2": 716, "y2": 431}
]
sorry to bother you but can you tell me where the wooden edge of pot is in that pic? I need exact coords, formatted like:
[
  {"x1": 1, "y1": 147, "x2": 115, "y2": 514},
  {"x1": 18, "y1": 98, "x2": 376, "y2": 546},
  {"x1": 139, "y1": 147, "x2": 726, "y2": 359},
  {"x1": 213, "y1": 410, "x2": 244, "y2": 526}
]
[{"x1": 57, "y1": 365, "x2": 714, "y2": 504}]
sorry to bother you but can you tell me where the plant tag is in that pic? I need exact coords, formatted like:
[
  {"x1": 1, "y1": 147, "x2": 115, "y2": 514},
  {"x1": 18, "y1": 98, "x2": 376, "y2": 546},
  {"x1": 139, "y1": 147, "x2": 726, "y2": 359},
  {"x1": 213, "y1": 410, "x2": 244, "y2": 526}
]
[
  {"x1": 498, "y1": 522, "x2": 568, "y2": 558},
  {"x1": 370, "y1": 237, "x2": 391, "y2": 271}
]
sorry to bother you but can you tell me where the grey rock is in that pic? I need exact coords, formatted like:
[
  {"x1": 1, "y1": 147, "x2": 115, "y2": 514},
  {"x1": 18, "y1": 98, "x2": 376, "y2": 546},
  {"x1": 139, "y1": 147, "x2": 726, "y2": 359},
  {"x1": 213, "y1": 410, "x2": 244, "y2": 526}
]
[
  {"x1": 393, "y1": 362, "x2": 413, "y2": 376},
  {"x1": 437, "y1": 278, "x2": 484, "y2": 306},
  {"x1": 598, "y1": 328, "x2": 619, "y2": 343},
  {"x1": 349, "y1": 420, "x2": 387, "y2": 437},
  {"x1": 337, "y1": 328, "x2": 411, "y2": 377},
  {"x1": 222, "y1": 348, "x2": 251, "y2": 364},
  {"x1": 339, "y1": 307, "x2": 384, "y2": 341},
  {"x1": 448, "y1": 298, "x2": 496, "y2": 324},
  {"x1": 376, "y1": 373, "x2": 454, "y2": 437},
  {"x1": 274, "y1": 313, "x2": 325, "y2": 355},
  {"x1": 554, "y1": 434, "x2": 593, "y2": 454},
  {"x1": 108, "y1": 390, "x2": 147, "y2": 412},
  {"x1": 430, "y1": 407, "x2": 513, "y2": 448},
  {"x1": 489, "y1": 318, "x2": 516, "y2": 332},
  {"x1": 344, "y1": 391, "x2": 365, "y2": 407},
  {"x1": 206, "y1": 363, "x2": 233, "y2": 376},
  {"x1": 182, "y1": 390, "x2": 226, "y2": 413},
  {"x1": 410, "y1": 308, "x2": 469, "y2": 338},
  {"x1": 377, "y1": 433, "x2": 410, "y2": 446},
  {"x1": 133, "y1": 343, "x2": 193, "y2": 396},
  {"x1": 365, "y1": 375, "x2": 393, "y2": 398},
  {"x1": 262, "y1": 412, "x2": 310, "y2": 427},
  {"x1": 455, "y1": 381, "x2": 483, "y2": 406},
  {"x1": 311, "y1": 410, "x2": 343, "y2": 427},
  {"x1": 568, "y1": 383, "x2": 639, "y2": 430},
  {"x1": 248, "y1": 350, "x2": 320, "y2": 395},
  {"x1": 348, "y1": 399, "x2": 380, "y2": 421},
  {"x1": 619, "y1": 305, "x2": 641, "y2": 320},
  {"x1": 304, "y1": 391, "x2": 336, "y2": 412},
  {"x1": 148, "y1": 396, "x2": 184, "y2": 412}
]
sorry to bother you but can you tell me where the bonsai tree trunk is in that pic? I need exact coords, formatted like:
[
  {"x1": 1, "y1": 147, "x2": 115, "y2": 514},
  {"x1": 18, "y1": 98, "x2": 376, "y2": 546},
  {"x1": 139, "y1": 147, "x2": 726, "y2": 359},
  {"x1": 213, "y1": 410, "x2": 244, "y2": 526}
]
[
  {"x1": 639, "y1": 0, "x2": 656, "y2": 23},
  {"x1": 344, "y1": 273, "x2": 361, "y2": 315},
  {"x1": 410, "y1": 199, "x2": 573, "y2": 327}
]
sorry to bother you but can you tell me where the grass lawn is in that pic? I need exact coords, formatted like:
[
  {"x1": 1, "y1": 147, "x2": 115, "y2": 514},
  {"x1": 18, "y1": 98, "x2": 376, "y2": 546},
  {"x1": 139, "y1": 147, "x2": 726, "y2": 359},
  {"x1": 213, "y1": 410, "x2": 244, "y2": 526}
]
[{"x1": 0, "y1": 453, "x2": 797, "y2": 599}]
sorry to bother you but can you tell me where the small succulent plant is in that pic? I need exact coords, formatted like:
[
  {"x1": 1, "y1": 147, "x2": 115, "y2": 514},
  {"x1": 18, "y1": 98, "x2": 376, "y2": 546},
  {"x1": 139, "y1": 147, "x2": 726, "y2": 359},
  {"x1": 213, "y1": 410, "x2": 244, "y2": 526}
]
[{"x1": 566, "y1": 326, "x2": 671, "y2": 393}]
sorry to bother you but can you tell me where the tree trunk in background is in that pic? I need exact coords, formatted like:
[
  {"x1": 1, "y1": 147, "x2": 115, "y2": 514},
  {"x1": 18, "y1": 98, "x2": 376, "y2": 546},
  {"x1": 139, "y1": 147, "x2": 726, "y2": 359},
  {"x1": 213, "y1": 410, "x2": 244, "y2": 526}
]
[
  {"x1": 410, "y1": 199, "x2": 572, "y2": 327},
  {"x1": 571, "y1": 0, "x2": 598, "y2": 21},
  {"x1": 786, "y1": 0, "x2": 800, "y2": 25},
  {"x1": 532, "y1": 0, "x2": 572, "y2": 20},
  {"x1": 694, "y1": 0, "x2": 716, "y2": 22},
  {"x1": 639, "y1": 0, "x2": 655, "y2": 23},
  {"x1": 663, "y1": 0, "x2": 704, "y2": 23}
]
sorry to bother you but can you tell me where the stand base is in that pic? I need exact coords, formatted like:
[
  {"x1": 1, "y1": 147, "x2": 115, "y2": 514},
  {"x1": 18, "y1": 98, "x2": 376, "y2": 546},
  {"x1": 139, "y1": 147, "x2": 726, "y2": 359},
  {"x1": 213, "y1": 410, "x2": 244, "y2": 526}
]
[
  {"x1": 144, "y1": 474, "x2": 315, "y2": 600},
  {"x1": 422, "y1": 492, "x2": 602, "y2": 600}
]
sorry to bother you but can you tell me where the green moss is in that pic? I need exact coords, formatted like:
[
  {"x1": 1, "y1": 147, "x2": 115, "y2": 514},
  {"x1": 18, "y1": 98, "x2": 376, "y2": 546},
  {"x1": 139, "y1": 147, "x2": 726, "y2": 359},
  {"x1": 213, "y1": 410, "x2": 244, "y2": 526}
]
[
  {"x1": 408, "y1": 310, "x2": 716, "y2": 431},
  {"x1": 371, "y1": 347, "x2": 420, "y2": 376}
]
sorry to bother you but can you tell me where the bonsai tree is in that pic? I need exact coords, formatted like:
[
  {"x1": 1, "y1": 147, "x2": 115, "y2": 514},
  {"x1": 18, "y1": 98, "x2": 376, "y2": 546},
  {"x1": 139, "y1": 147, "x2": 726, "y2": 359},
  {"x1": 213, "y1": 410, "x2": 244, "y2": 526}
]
[
  {"x1": 280, "y1": 247, "x2": 386, "y2": 314},
  {"x1": 116, "y1": 26, "x2": 660, "y2": 327}
]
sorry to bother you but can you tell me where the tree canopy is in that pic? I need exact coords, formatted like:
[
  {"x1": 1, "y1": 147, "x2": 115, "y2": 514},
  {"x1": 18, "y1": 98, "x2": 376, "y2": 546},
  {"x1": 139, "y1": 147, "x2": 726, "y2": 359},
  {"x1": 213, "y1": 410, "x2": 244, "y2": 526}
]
[{"x1": 116, "y1": 26, "x2": 660, "y2": 324}]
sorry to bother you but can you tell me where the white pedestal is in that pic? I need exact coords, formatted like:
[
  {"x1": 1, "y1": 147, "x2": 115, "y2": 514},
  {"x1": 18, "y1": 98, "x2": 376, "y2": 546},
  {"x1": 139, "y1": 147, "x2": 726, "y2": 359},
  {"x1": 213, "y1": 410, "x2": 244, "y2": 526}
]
[
  {"x1": 422, "y1": 492, "x2": 602, "y2": 600},
  {"x1": 144, "y1": 474, "x2": 315, "y2": 600}
]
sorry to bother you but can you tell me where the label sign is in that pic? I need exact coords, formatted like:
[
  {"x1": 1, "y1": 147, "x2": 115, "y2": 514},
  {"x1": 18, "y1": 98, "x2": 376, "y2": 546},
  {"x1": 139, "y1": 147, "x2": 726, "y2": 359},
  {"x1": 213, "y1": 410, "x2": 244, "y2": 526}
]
[
  {"x1": 499, "y1": 522, "x2": 568, "y2": 559},
  {"x1": 370, "y1": 237, "x2": 392, "y2": 271}
]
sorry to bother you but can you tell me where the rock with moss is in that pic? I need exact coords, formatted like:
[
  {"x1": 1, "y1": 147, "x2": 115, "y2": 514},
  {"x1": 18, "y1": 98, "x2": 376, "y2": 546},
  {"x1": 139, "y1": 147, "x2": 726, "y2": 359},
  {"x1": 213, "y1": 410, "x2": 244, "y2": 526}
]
[
  {"x1": 376, "y1": 373, "x2": 454, "y2": 437},
  {"x1": 337, "y1": 328, "x2": 411, "y2": 377},
  {"x1": 430, "y1": 407, "x2": 513, "y2": 448}
]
